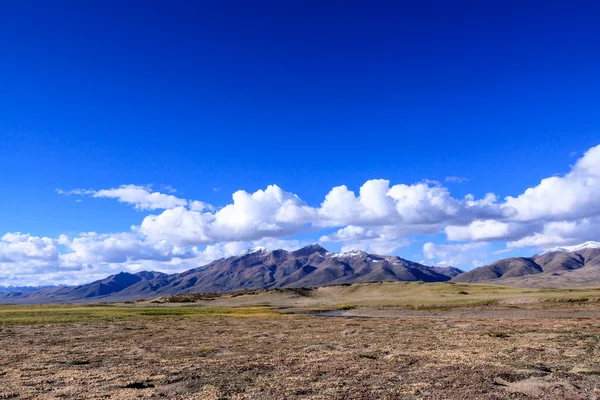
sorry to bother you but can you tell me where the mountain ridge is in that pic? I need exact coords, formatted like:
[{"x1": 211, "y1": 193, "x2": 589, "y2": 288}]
[
  {"x1": 7, "y1": 241, "x2": 600, "y2": 303},
  {"x1": 0, "y1": 245, "x2": 462, "y2": 304}
]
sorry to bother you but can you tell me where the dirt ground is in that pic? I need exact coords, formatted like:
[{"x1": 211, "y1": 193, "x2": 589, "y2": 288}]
[{"x1": 1, "y1": 306, "x2": 600, "y2": 399}]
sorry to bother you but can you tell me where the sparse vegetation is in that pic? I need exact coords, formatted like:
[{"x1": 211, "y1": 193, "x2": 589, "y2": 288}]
[
  {"x1": 0, "y1": 305, "x2": 279, "y2": 326},
  {"x1": 2, "y1": 304, "x2": 600, "y2": 399},
  {"x1": 544, "y1": 296, "x2": 592, "y2": 303},
  {"x1": 146, "y1": 282, "x2": 600, "y2": 311},
  {"x1": 5, "y1": 282, "x2": 600, "y2": 326},
  {"x1": 3, "y1": 282, "x2": 600, "y2": 398}
]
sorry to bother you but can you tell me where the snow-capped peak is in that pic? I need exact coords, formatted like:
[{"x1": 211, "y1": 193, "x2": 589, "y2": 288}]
[
  {"x1": 242, "y1": 246, "x2": 268, "y2": 255},
  {"x1": 544, "y1": 241, "x2": 600, "y2": 254}
]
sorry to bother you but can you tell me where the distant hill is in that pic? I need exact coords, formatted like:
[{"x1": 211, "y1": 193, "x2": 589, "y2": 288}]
[
  {"x1": 0, "y1": 245, "x2": 462, "y2": 304},
  {"x1": 453, "y1": 243, "x2": 600, "y2": 287},
  {"x1": 0, "y1": 285, "x2": 62, "y2": 293},
  {"x1": 0, "y1": 271, "x2": 168, "y2": 303}
]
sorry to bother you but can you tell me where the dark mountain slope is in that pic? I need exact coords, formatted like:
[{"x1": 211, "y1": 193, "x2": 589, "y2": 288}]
[{"x1": 453, "y1": 257, "x2": 543, "y2": 283}]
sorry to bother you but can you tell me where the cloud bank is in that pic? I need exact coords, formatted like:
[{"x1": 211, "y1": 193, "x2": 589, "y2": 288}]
[{"x1": 4, "y1": 144, "x2": 600, "y2": 285}]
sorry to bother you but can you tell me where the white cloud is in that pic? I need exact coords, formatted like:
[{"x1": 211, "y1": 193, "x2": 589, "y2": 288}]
[
  {"x1": 189, "y1": 200, "x2": 214, "y2": 212},
  {"x1": 441, "y1": 144, "x2": 600, "y2": 249},
  {"x1": 58, "y1": 184, "x2": 188, "y2": 210},
  {"x1": 506, "y1": 217, "x2": 600, "y2": 249},
  {"x1": 423, "y1": 242, "x2": 487, "y2": 260},
  {"x1": 61, "y1": 232, "x2": 200, "y2": 265},
  {"x1": 139, "y1": 185, "x2": 316, "y2": 245},
  {"x1": 93, "y1": 184, "x2": 188, "y2": 210},
  {"x1": 59, "y1": 180, "x2": 502, "y2": 248},
  {"x1": 138, "y1": 207, "x2": 215, "y2": 246},
  {"x1": 0, "y1": 233, "x2": 58, "y2": 263},
  {"x1": 318, "y1": 180, "x2": 456, "y2": 226},
  {"x1": 503, "y1": 145, "x2": 600, "y2": 222},
  {"x1": 320, "y1": 225, "x2": 379, "y2": 242},
  {"x1": 0, "y1": 233, "x2": 65, "y2": 286},
  {"x1": 445, "y1": 220, "x2": 517, "y2": 241},
  {"x1": 423, "y1": 242, "x2": 489, "y2": 269},
  {"x1": 320, "y1": 225, "x2": 411, "y2": 254},
  {"x1": 317, "y1": 180, "x2": 499, "y2": 228}
]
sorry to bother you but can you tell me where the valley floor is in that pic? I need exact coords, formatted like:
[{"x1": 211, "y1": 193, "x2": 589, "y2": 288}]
[{"x1": 1, "y1": 301, "x2": 600, "y2": 399}]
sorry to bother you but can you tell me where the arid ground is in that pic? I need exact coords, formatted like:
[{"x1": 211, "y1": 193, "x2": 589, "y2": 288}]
[{"x1": 2, "y1": 282, "x2": 600, "y2": 399}]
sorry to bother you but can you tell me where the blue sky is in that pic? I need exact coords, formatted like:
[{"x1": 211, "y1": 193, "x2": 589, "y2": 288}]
[{"x1": 1, "y1": 1, "x2": 599, "y2": 285}]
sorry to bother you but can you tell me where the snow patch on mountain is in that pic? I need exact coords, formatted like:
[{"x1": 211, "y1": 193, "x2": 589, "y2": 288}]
[
  {"x1": 331, "y1": 249, "x2": 369, "y2": 259},
  {"x1": 544, "y1": 241, "x2": 600, "y2": 254}
]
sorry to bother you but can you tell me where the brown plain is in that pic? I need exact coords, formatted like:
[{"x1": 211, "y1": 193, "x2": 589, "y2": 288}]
[{"x1": 1, "y1": 281, "x2": 600, "y2": 399}]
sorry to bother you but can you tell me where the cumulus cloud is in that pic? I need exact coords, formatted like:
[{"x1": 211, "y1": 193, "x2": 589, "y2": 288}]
[
  {"x1": 61, "y1": 232, "x2": 200, "y2": 265},
  {"x1": 139, "y1": 185, "x2": 316, "y2": 245},
  {"x1": 58, "y1": 180, "x2": 503, "y2": 248},
  {"x1": 0, "y1": 233, "x2": 58, "y2": 263},
  {"x1": 0, "y1": 233, "x2": 64, "y2": 286},
  {"x1": 443, "y1": 145, "x2": 600, "y2": 248},
  {"x1": 503, "y1": 145, "x2": 600, "y2": 222},
  {"x1": 135, "y1": 180, "x2": 501, "y2": 249},
  {"x1": 317, "y1": 180, "x2": 499, "y2": 227}
]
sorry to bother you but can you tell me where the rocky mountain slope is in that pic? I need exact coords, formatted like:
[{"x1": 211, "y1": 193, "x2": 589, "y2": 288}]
[
  {"x1": 453, "y1": 243, "x2": 600, "y2": 287},
  {"x1": 0, "y1": 245, "x2": 462, "y2": 303}
]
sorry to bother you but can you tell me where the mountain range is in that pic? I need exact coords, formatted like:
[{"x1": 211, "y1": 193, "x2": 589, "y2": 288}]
[
  {"x1": 3, "y1": 242, "x2": 600, "y2": 303},
  {"x1": 0, "y1": 285, "x2": 62, "y2": 293},
  {"x1": 0, "y1": 244, "x2": 462, "y2": 304},
  {"x1": 453, "y1": 241, "x2": 600, "y2": 287}
]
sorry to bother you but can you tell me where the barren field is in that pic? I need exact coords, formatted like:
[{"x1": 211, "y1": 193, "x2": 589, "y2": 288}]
[{"x1": 2, "y1": 283, "x2": 600, "y2": 399}]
